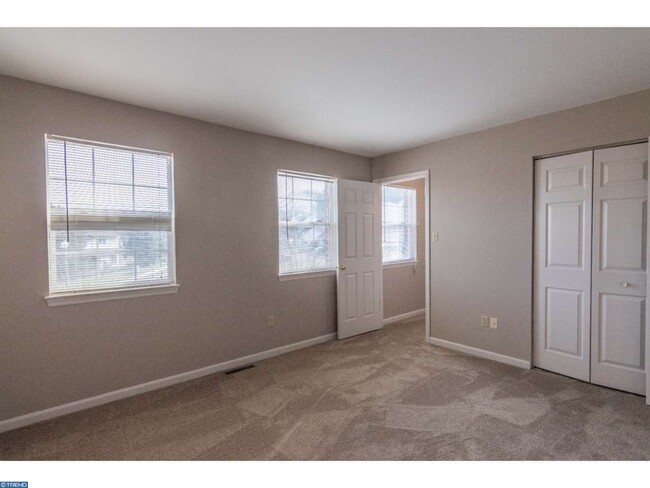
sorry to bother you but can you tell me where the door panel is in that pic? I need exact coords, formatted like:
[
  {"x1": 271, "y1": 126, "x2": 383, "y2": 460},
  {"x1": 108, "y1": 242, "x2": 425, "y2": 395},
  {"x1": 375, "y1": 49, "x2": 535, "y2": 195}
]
[
  {"x1": 363, "y1": 214, "x2": 375, "y2": 256},
  {"x1": 344, "y1": 213, "x2": 357, "y2": 258},
  {"x1": 337, "y1": 179, "x2": 383, "y2": 339},
  {"x1": 601, "y1": 199, "x2": 646, "y2": 271},
  {"x1": 534, "y1": 151, "x2": 593, "y2": 381},
  {"x1": 598, "y1": 294, "x2": 645, "y2": 369},
  {"x1": 545, "y1": 287, "x2": 583, "y2": 357},
  {"x1": 345, "y1": 273, "x2": 358, "y2": 320},
  {"x1": 591, "y1": 142, "x2": 648, "y2": 394},
  {"x1": 546, "y1": 202, "x2": 584, "y2": 267}
]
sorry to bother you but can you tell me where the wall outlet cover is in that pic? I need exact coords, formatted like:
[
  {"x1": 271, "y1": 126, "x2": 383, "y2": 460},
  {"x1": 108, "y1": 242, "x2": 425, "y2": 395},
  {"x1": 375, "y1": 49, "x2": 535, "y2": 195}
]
[{"x1": 489, "y1": 317, "x2": 498, "y2": 329}]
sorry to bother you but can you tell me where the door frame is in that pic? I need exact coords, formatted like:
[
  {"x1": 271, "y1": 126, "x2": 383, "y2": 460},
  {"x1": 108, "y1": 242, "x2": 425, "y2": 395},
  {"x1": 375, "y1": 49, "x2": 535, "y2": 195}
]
[
  {"x1": 373, "y1": 170, "x2": 431, "y2": 342},
  {"x1": 646, "y1": 137, "x2": 650, "y2": 404},
  {"x1": 532, "y1": 137, "x2": 650, "y2": 402}
]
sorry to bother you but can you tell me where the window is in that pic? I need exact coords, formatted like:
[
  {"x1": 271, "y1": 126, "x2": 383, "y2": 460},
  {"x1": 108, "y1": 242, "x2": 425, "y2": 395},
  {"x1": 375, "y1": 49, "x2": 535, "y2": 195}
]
[
  {"x1": 45, "y1": 135, "x2": 176, "y2": 301},
  {"x1": 277, "y1": 170, "x2": 337, "y2": 276},
  {"x1": 382, "y1": 184, "x2": 417, "y2": 264}
]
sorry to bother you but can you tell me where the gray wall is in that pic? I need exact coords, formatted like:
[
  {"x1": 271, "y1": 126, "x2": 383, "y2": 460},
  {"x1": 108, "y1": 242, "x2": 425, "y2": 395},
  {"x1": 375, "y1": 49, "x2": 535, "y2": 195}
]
[
  {"x1": 372, "y1": 89, "x2": 650, "y2": 362},
  {"x1": 0, "y1": 75, "x2": 371, "y2": 421},
  {"x1": 382, "y1": 178, "x2": 426, "y2": 318}
]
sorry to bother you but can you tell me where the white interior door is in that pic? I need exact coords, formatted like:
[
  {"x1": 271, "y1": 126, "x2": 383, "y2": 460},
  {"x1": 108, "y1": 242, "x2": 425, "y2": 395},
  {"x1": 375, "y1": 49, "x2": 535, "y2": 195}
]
[
  {"x1": 534, "y1": 151, "x2": 593, "y2": 381},
  {"x1": 337, "y1": 179, "x2": 383, "y2": 339},
  {"x1": 591, "y1": 142, "x2": 648, "y2": 395}
]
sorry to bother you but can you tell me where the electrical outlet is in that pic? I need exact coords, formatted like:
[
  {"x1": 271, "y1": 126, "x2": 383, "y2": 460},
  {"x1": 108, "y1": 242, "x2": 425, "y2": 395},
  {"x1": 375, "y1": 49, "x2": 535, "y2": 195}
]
[
  {"x1": 267, "y1": 315, "x2": 275, "y2": 328},
  {"x1": 489, "y1": 317, "x2": 498, "y2": 330},
  {"x1": 481, "y1": 315, "x2": 489, "y2": 328}
]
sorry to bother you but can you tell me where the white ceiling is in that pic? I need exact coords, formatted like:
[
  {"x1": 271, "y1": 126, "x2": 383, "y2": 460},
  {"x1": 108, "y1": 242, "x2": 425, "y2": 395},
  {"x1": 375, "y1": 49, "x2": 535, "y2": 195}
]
[{"x1": 1, "y1": 28, "x2": 650, "y2": 157}]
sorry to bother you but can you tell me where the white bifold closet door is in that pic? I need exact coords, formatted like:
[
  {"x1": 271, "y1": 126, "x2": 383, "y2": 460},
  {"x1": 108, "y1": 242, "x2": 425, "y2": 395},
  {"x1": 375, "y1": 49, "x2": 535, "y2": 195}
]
[
  {"x1": 534, "y1": 142, "x2": 648, "y2": 395},
  {"x1": 534, "y1": 151, "x2": 593, "y2": 382},
  {"x1": 591, "y1": 143, "x2": 648, "y2": 395}
]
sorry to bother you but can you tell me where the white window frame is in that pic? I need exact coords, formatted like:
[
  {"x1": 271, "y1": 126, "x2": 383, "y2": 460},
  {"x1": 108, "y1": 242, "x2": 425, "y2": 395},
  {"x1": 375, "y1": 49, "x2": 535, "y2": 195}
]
[
  {"x1": 44, "y1": 134, "x2": 179, "y2": 306},
  {"x1": 381, "y1": 184, "x2": 417, "y2": 266},
  {"x1": 277, "y1": 169, "x2": 338, "y2": 280}
]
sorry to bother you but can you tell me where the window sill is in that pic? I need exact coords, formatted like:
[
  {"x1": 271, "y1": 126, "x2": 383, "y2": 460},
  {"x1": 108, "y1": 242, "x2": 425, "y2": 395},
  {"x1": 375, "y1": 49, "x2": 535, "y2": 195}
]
[
  {"x1": 383, "y1": 260, "x2": 419, "y2": 269},
  {"x1": 45, "y1": 283, "x2": 180, "y2": 306},
  {"x1": 278, "y1": 269, "x2": 337, "y2": 281}
]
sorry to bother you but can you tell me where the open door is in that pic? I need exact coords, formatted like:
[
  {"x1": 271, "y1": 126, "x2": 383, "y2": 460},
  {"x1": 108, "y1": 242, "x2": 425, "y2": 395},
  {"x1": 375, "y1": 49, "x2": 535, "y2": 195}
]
[{"x1": 337, "y1": 179, "x2": 383, "y2": 339}]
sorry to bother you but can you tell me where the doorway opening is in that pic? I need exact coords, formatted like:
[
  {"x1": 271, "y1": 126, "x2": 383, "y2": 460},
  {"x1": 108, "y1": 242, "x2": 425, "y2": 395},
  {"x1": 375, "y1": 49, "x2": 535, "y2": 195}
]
[{"x1": 374, "y1": 171, "x2": 431, "y2": 341}]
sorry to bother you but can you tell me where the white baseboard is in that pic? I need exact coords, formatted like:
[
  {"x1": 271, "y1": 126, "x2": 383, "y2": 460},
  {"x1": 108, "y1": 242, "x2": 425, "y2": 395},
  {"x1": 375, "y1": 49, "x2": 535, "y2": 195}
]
[
  {"x1": 428, "y1": 336, "x2": 531, "y2": 370},
  {"x1": 0, "y1": 332, "x2": 336, "y2": 434},
  {"x1": 383, "y1": 308, "x2": 426, "y2": 326}
]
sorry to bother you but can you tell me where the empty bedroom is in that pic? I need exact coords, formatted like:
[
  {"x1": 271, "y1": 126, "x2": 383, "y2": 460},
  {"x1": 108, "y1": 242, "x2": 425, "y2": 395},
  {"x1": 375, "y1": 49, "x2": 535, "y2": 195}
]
[{"x1": 1, "y1": 2, "x2": 649, "y2": 486}]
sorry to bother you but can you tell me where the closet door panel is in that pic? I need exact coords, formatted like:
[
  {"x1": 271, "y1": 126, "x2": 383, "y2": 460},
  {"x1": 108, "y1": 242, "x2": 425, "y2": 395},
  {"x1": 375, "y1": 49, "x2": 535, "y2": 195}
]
[
  {"x1": 592, "y1": 142, "x2": 648, "y2": 395},
  {"x1": 534, "y1": 151, "x2": 593, "y2": 381}
]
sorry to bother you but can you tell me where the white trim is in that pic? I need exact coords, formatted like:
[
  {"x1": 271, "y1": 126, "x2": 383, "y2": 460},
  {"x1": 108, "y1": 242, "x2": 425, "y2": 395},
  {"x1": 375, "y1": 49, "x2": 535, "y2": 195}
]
[
  {"x1": 383, "y1": 308, "x2": 426, "y2": 326},
  {"x1": 0, "y1": 332, "x2": 336, "y2": 434},
  {"x1": 647, "y1": 137, "x2": 650, "y2": 404},
  {"x1": 278, "y1": 269, "x2": 337, "y2": 281},
  {"x1": 45, "y1": 283, "x2": 180, "y2": 306},
  {"x1": 383, "y1": 259, "x2": 419, "y2": 269},
  {"x1": 374, "y1": 170, "x2": 430, "y2": 343},
  {"x1": 428, "y1": 337, "x2": 532, "y2": 370},
  {"x1": 374, "y1": 171, "x2": 429, "y2": 185}
]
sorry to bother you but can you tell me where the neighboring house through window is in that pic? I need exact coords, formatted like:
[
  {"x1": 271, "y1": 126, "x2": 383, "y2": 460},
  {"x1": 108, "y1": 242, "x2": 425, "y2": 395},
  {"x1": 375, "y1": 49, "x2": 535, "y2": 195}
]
[{"x1": 277, "y1": 170, "x2": 337, "y2": 276}]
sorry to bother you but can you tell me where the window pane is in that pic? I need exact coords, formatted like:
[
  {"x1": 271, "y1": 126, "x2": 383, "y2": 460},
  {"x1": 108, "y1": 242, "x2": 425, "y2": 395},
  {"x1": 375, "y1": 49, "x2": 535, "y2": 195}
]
[
  {"x1": 278, "y1": 171, "x2": 336, "y2": 275},
  {"x1": 49, "y1": 230, "x2": 171, "y2": 293},
  {"x1": 46, "y1": 137, "x2": 175, "y2": 294},
  {"x1": 382, "y1": 185, "x2": 416, "y2": 263},
  {"x1": 94, "y1": 147, "x2": 133, "y2": 185}
]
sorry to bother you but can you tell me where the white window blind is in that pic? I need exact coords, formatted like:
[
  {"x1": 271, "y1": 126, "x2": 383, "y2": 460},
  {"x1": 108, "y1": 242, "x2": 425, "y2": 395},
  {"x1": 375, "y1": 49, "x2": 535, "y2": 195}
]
[
  {"x1": 382, "y1": 185, "x2": 417, "y2": 264},
  {"x1": 46, "y1": 136, "x2": 176, "y2": 294},
  {"x1": 277, "y1": 170, "x2": 337, "y2": 275}
]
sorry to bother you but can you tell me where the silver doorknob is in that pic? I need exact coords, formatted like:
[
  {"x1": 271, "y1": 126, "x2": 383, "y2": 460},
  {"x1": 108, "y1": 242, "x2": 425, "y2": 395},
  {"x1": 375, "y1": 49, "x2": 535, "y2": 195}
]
[{"x1": 620, "y1": 281, "x2": 630, "y2": 288}]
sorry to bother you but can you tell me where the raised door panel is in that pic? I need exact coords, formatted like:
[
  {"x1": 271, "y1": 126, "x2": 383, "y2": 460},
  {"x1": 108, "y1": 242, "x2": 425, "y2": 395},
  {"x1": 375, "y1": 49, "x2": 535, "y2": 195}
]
[
  {"x1": 598, "y1": 294, "x2": 645, "y2": 370},
  {"x1": 600, "y1": 198, "x2": 646, "y2": 272},
  {"x1": 345, "y1": 273, "x2": 358, "y2": 321},
  {"x1": 363, "y1": 214, "x2": 375, "y2": 258},
  {"x1": 363, "y1": 271, "x2": 375, "y2": 316},
  {"x1": 601, "y1": 157, "x2": 647, "y2": 187},
  {"x1": 547, "y1": 202, "x2": 584, "y2": 268},
  {"x1": 545, "y1": 288, "x2": 583, "y2": 357},
  {"x1": 344, "y1": 213, "x2": 357, "y2": 259},
  {"x1": 547, "y1": 165, "x2": 586, "y2": 192}
]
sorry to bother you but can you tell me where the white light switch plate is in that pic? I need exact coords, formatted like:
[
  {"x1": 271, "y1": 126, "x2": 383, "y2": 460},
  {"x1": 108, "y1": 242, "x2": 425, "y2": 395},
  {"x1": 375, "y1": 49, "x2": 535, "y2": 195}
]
[
  {"x1": 481, "y1": 315, "x2": 489, "y2": 328},
  {"x1": 432, "y1": 232, "x2": 438, "y2": 242}
]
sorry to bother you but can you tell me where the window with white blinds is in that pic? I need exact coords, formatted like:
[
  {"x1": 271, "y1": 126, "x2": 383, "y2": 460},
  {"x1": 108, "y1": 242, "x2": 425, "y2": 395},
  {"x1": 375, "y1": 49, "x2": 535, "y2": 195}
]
[
  {"x1": 382, "y1": 185, "x2": 417, "y2": 264},
  {"x1": 277, "y1": 170, "x2": 337, "y2": 275},
  {"x1": 45, "y1": 136, "x2": 176, "y2": 295}
]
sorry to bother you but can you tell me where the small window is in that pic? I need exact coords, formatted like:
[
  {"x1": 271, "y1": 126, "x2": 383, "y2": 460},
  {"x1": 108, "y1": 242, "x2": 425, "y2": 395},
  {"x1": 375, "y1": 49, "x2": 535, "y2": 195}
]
[
  {"x1": 382, "y1": 185, "x2": 417, "y2": 264},
  {"x1": 277, "y1": 170, "x2": 337, "y2": 276},
  {"x1": 45, "y1": 135, "x2": 176, "y2": 296}
]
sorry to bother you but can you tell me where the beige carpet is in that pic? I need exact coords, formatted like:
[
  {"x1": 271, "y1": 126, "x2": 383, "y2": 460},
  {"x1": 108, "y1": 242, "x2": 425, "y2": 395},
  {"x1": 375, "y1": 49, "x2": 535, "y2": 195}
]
[{"x1": 1, "y1": 319, "x2": 649, "y2": 460}]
